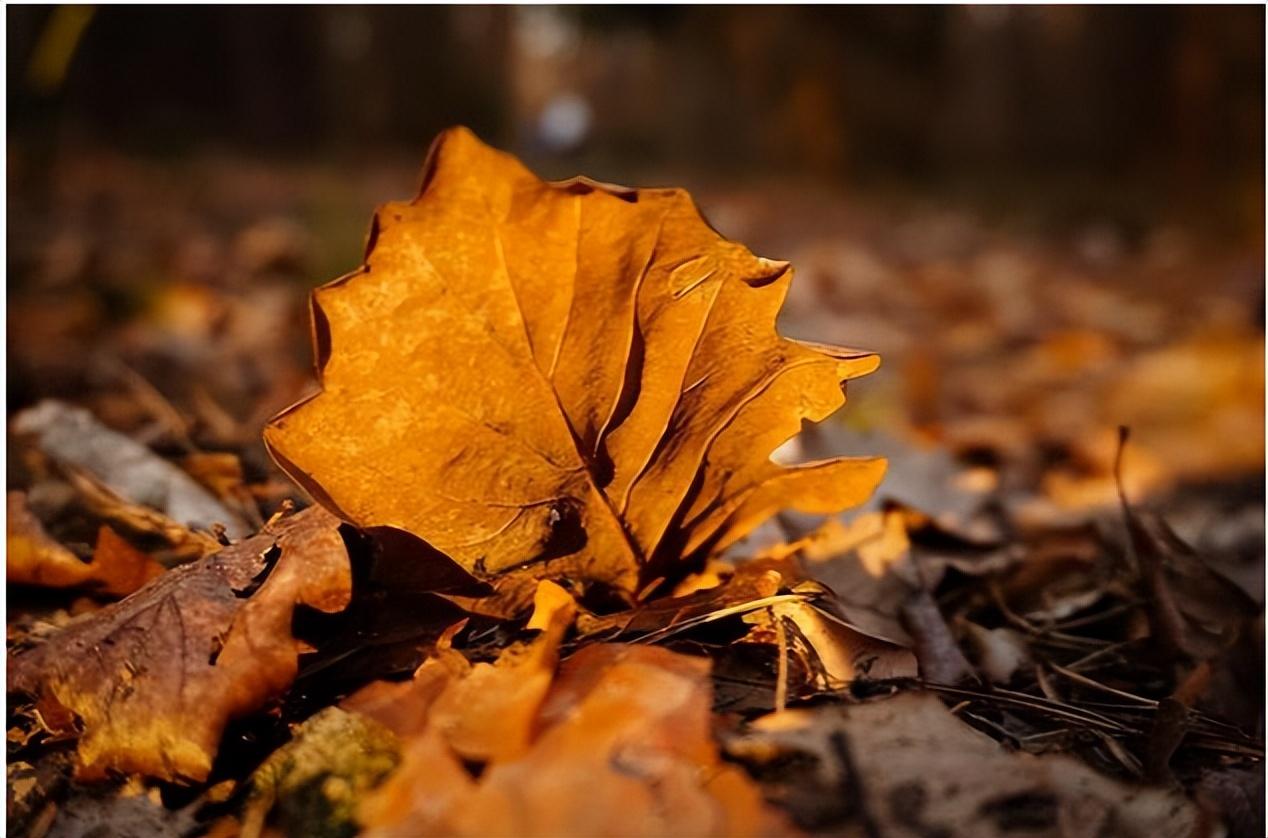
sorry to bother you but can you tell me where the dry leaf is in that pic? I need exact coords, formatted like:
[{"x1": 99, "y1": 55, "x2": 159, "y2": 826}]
[
  {"x1": 360, "y1": 644, "x2": 791, "y2": 837},
  {"x1": 7, "y1": 490, "x2": 164, "y2": 599},
  {"x1": 13, "y1": 400, "x2": 249, "y2": 538},
  {"x1": 744, "y1": 598, "x2": 917, "y2": 689},
  {"x1": 797, "y1": 504, "x2": 1017, "y2": 647},
  {"x1": 7, "y1": 507, "x2": 351, "y2": 782},
  {"x1": 338, "y1": 620, "x2": 471, "y2": 740},
  {"x1": 727, "y1": 691, "x2": 1204, "y2": 837},
  {"x1": 429, "y1": 591, "x2": 574, "y2": 762},
  {"x1": 1126, "y1": 507, "x2": 1257, "y2": 662},
  {"x1": 575, "y1": 558, "x2": 786, "y2": 639},
  {"x1": 8, "y1": 492, "x2": 162, "y2": 597},
  {"x1": 85, "y1": 526, "x2": 167, "y2": 596},
  {"x1": 265, "y1": 127, "x2": 882, "y2": 603},
  {"x1": 64, "y1": 467, "x2": 222, "y2": 560},
  {"x1": 8, "y1": 491, "x2": 85, "y2": 587}
]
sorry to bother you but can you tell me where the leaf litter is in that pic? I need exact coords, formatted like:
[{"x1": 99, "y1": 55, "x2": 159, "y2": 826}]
[{"x1": 5, "y1": 128, "x2": 1262, "y2": 837}]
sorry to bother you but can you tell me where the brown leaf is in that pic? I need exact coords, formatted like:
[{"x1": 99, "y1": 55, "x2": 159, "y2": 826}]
[
  {"x1": 427, "y1": 587, "x2": 574, "y2": 762},
  {"x1": 575, "y1": 559, "x2": 786, "y2": 639},
  {"x1": 7, "y1": 492, "x2": 163, "y2": 598},
  {"x1": 12, "y1": 400, "x2": 249, "y2": 538},
  {"x1": 726, "y1": 691, "x2": 1204, "y2": 837},
  {"x1": 359, "y1": 644, "x2": 791, "y2": 837},
  {"x1": 7, "y1": 507, "x2": 351, "y2": 782},
  {"x1": 339, "y1": 594, "x2": 570, "y2": 762},
  {"x1": 746, "y1": 598, "x2": 917, "y2": 690},
  {"x1": 265, "y1": 127, "x2": 882, "y2": 603},
  {"x1": 796, "y1": 505, "x2": 1018, "y2": 648},
  {"x1": 1115, "y1": 429, "x2": 1257, "y2": 663},
  {"x1": 1128, "y1": 510, "x2": 1257, "y2": 662},
  {"x1": 579, "y1": 557, "x2": 915, "y2": 692},
  {"x1": 339, "y1": 621, "x2": 471, "y2": 741},
  {"x1": 66, "y1": 467, "x2": 222, "y2": 560}
]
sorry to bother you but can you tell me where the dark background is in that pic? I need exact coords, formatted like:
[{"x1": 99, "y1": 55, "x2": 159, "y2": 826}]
[
  {"x1": 8, "y1": 6, "x2": 1264, "y2": 207},
  {"x1": 6, "y1": 6, "x2": 1265, "y2": 520}
]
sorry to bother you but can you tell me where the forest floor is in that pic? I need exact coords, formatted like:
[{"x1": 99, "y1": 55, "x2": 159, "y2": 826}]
[{"x1": 6, "y1": 146, "x2": 1264, "y2": 837}]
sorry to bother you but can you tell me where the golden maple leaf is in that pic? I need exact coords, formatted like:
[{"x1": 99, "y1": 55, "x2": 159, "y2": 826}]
[{"x1": 265, "y1": 127, "x2": 883, "y2": 598}]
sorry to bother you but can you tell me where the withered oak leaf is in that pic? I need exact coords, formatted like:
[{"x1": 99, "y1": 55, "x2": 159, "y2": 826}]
[
  {"x1": 7, "y1": 507, "x2": 351, "y2": 783},
  {"x1": 265, "y1": 127, "x2": 883, "y2": 600}
]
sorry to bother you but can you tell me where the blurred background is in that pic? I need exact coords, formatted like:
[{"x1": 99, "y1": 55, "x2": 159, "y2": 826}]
[{"x1": 6, "y1": 6, "x2": 1265, "y2": 577}]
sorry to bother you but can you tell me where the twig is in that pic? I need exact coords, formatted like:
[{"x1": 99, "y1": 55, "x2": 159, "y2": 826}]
[
  {"x1": 773, "y1": 608, "x2": 788, "y2": 713},
  {"x1": 1048, "y1": 662, "x2": 1158, "y2": 707},
  {"x1": 1063, "y1": 640, "x2": 1133, "y2": 673},
  {"x1": 635, "y1": 593, "x2": 813, "y2": 645}
]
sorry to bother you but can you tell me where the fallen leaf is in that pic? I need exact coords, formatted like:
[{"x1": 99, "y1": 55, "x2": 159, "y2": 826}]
[
  {"x1": 7, "y1": 491, "x2": 85, "y2": 587},
  {"x1": 360, "y1": 644, "x2": 791, "y2": 837},
  {"x1": 84, "y1": 526, "x2": 167, "y2": 596},
  {"x1": 8, "y1": 490, "x2": 164, "y2": 601},
  {"x1": 13, "y1": 400, "x2": 250, "y2": 538},
  {"x1": 8, "y1": 491, "x2": 162, "y2": 597},
  {"x1": 963, "y1": 622, "x2": 1032, "y2": 684},
  {"x1": 427, "y1": 591, "x2": 574, "y2": 762},
  {"x1": 726, "y1": 691, "x2": 1204, "y2": 837},
  {"x1": 1126, "y1": 509, "x2": 1257, "y2": 663},
  {"x1": 265, "y1": 127, "x2": 882, "y2": 604},
  {"x1": 575, "y1": 559, "x2": 785, "y2": 639},
  {"x1": 64, "y1": 467, "x2": 221, "y2": 560},
  {"x1": 8, "y1": 507, "x2": 351, "y2": 782},
  {"x1": 1115, "y1": 429, "x2": 1258, "y2": 663},
  {"x1": 339, "y1": 621, "x2": 471, "y2": 740},
  {"x1": 745, "y1": 597, "x2": 917, "y2": 690}
]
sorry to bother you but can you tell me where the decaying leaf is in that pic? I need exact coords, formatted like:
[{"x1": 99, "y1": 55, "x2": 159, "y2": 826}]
[
  {"x1": 338, "y1": 621, "x2": 471, "y2": 741},
  {"x1": 726, "y1": 691, "x2": 1205, "y2": 837},
  {"x1": 1124, "y1": 507, "x2": 1257, "y2": 663},
  {"x1": 265, "y1": 127, "x2": 883, "y2": 602},
  {"x1": 43, "y1": 778, "x2": 204, "y2": 838},
  {"x1": 64, "y1": 467, "x2": 222, "y2": 560},
  {"x1": 8, "y1": 507, "x2": 351, "y2": 782},
  {"x1": 13, "y1": 400, "x2": 250, "y2": 538},
  {"x1": 744, "y1": 597, "x2": 917, "y2": 690},
  {"x1": 795, "y1": 504, "x2": 1018, "y2": 652},
  {"x1": 359, "y1": 644, "x2": 790, "y2": 837},
  {"x1": 8, "y1": 491, "x2": 163, "y2": 597},
  {"x1": 426, "y1": 586, "x2": 575, "y2": 762},
  {"x1": 575, "y1": 556, "x2": 915, "y2": 694}
]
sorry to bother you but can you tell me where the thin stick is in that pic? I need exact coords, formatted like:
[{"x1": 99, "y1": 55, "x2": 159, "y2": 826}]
[
  {"x1": 773, "y1": 608, "x2": 788, "y2": 712},
  {"x1": 635, "y1": 593, "x2": 812, "y2": 645},
  {"x1": 1049, "y1": 662, "x2": 1158, "y2": 707}
]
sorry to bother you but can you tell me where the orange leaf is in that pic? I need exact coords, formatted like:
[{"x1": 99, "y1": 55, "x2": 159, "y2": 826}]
[
  {"x1": 7, "y1": 492, "x2": 163, "y2": 598},
  {"x1": 359, "y1": 644, "x2": 792, "y2": 837},
  {"x1": 265, "y1": 127, "x2": 882, "y2": 603}
]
